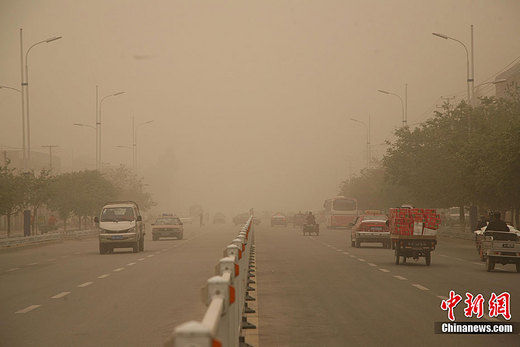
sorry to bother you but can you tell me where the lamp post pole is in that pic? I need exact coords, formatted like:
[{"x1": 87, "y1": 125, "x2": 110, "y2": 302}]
[
  {"x1": 97, "y1": 91, "x2": 125, "y2": 170},
  {"x1": 134, "y1": 120, "x2": 154, "y2": 171},
  {"x1": 41, "y1": 145, "x2": 59, "y2": 171},
  {"x1": 24, "y1": 35, "x2": 62, "y2": 167},
  {"x1": 377, "y1": 88, "x2": 406, "y2": 127}
]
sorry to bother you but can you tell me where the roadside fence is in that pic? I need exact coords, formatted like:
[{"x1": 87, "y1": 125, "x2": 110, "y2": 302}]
[{"x1": 166, "y1": 216, "x2": 257, "y2": 347}]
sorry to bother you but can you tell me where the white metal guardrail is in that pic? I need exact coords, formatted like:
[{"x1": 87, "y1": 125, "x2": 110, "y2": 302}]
[
  {"x1": 166, "y1": 216, "x2": 257, "y2": 347},
  {"x1": 0, "y1": 229, "x2": 98, "y2": 248}
]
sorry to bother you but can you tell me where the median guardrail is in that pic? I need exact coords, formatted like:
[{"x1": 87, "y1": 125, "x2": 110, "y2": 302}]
[
  {"x1": 166, "y1": 216, "x2": 256, "y2": 347},
  {"x1": 0, "y1": 229, "x2": 98, "y2": 248}
]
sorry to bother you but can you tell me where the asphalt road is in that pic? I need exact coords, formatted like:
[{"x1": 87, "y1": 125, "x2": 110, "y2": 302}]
[
  {"x1": 256, "y1": 224, "x2": 520, "y2": 347},
  {"x1": 0, "y1": 223, "x2": 238, "y2": 347}
]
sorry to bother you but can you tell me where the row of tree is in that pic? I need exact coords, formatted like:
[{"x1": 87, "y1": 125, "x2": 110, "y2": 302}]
[
  {"x1": 0, "y1": 164, "x2": 154, "y2": 236},
  {"x1": 340, "y1": 87, "x2": 520, "y2": 227}
]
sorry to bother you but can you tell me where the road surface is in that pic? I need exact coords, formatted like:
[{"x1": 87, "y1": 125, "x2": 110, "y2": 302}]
[
  {"x1": 256, "y1": 224, "x2": 520, "y2": 346},
  {"x1": 3, "y1": 222, "x2": 520, "y2": 346},
  {"x1": 0, "y1": 223, "x2": 237, "y2": 346}
]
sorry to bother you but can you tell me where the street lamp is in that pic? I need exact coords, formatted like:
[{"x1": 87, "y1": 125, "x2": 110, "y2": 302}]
[
  {"x1": 378, "y1": 87, "x2": 407, "y2": 127},
  {"x1": 24, "y1": 35, "x2": 62, "y2": 167},
  {"x1": 350, "y1": 117, "x2": 371, "y2": 168},
  {"x1": 41, "y1": 144, "x2": 59, "y2": 170},
  {"x1": 133, "y1": 119, "x2": 154, "y2": 171},
  {"x1": 73, "y1": 123, "x2": 97, "y2": 168},
  {"x1": 97, "y1": 90, "x2": 125, "y2": 170}
]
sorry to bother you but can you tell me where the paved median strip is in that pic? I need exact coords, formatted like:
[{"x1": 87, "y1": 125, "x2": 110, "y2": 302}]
[
  {"x1": 78, "y1": 282, "x2": 93, "y2": 288},
  {"x1": 51, "y1": 292, "x2": 71, "y2": 299},
  {"x1": 15, "y1": 305, "x2": 41, "y2": 314},
  {"x1": 411, "y1": 284, "x2": 429, "y2": 291}
]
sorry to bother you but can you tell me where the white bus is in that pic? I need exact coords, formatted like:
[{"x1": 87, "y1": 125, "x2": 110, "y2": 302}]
[{"x1": 323, "y1": 196, "x2": 359, "y2": 229}]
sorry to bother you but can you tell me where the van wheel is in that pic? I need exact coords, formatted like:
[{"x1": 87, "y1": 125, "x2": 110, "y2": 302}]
[
  {"x1": 516, "y1": 263, "x2": 520, "y2": 273},
  {"x1": 425, "y1": 252, "x2": 431, "y2": 266},
  {"x1": 395, "y1": 251, "x2": 400, "y2": 265},
  {"x1": 99, "y1": 244, "x2": 106, "y2": 254},
  {"x1": 355, "y1": 240, "x2": 360, "y2": 248},
  {"x1": 152, "y1": 235, "x2": 158, "y2": 241},
  {"x1": 139, "y1": 237, "x2": 144, "y2": 251},
  {"x1": 133, "y1": 241, "x2": 139, "y2": 253}
]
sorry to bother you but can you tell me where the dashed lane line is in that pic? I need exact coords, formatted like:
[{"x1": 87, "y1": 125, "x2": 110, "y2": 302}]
[
  {"x1": 367, "y1": 263, "x2": 377, "y2": 267},
  {"x1": 357, "y1": 258, "x2": 366, "y2": 262},
  {"x1": 393, "y1": 275, "x2": 407, "y2": 280},
  {"x1": 378, "y1": 268, "x2": 390, "y2": 273},
  {"x1": 78, "y1": 282, "x2": 93, "y2": 288},
  {"x1": 98, "y1": 274, "x2": 110, "y2": 279},
  {"x1": 127, "y1": 262, "x2": 136, "y2": 266},
  {"x1": 342, "y1": 252, "x2": 349, "y2": 255},
  {"x1": 147, "y1": 255, "x2": 154, "y2": 258},
  {"x1": 48, "y1": 258, "x2": 56, "y2": 261},
  {"x1": 113, "y1": 267, "x2": 124, "y2": 272},
  {"x1": 26, "y1": 262, "x2": 38, "y2": 266},
  {"x1": 137, "y1": 257, "x2": 145, "y2": 261},
  {"x1": 51, "y1": 291, "x2": 71, "y2": 299},
  {"x1": 412, "y1": 284, "x2": 430, "y2": 291},
  {"x1": 349, "y1": 255, "x2": 356, "y2": 258},
  {"x1": 15, "y1": 305, "x2": 41, "y2": 314},
  {"x1": 440, "y1": 254, "x2": 449, "y2": 258},
  {"x1": 7, "y1": 267, "x2": 20, "y2": 272}
]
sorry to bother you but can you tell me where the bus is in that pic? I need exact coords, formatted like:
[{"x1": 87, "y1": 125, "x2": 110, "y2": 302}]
[{"x1": 323, "y1": 196, "x2": 358, "y2": 229}]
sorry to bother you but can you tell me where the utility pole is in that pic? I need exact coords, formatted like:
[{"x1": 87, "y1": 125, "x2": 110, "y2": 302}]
[
  {"x1": 41, "y1": 145, "x2": 58, "y2": 170},
  {"x1": 19, "y1": 28, "x2": 27, "y2": 170},
  {"x1": 404, "y1": 84, "x2": 408, "y2": 126}
]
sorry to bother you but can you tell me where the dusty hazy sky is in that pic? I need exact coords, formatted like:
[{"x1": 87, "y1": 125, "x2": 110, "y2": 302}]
[{"x1": 1, "y1": 0, "x2": 520, "y2": 215}]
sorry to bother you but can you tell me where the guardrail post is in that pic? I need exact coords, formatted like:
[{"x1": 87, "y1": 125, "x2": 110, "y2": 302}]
[
  {"x1": 207, "y1": 274, "x2": 232, "y2": 347},
  {"x1": 167, "y1": 321, "x2": 213, "y2": 347}
]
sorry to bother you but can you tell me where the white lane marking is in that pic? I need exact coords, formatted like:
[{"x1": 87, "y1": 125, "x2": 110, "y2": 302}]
[
  {"x1": 7, "y1": 267, "x2": 20, "y2": 272},
  {"x1": 15, "y1": 305, "x2": 41, "y2": 314},
  {"x1": 127, "y1": 262, "x2": 136, "y2": 266},
  {"x1": 367, "y1": 263, "x2": 377, "y2": 267},
  {"x1": 48, "y1": 258, "x2": 56, "y2": 261},
  {"x1": 472, "y1": 262, "x2": 483, "y2": 266},
  {"x1": 61, "y1": 255, "x2": 68, "y2": 258},
  {"x1": 412, "y1": 284, "x2": 429, "y2": 291},
  {"x1": 357, "y1": 258, "x2": 366, "y2": 262},
  {"x1": 147, "y1": 255, "x2": 154, "y2": 258},
  {"x1": 137, "y1": 257, "x2": 145, "y2": 261},
  {"x1": 437, "y1": 295, "x2": 448, "y2": 300},
  {"x1": 26, "y1": 262, "x2": 38, "y2": 266},
  {"x1": 342, "y1": 251, "x2": 349, "y2": 255},
  {"x1": 51, "y1": 291, "x2": 71, "y2": 299},
  {"x1": 349, "y1": 255, "x2": 356, "y2": 258},
  {"x1": 378, "y1": 268, "x2": 390, "y2": 273},
  {"x1": 440, "y1": 254, "x2": 449, "y2": 258},
  {"x1": 154, "y1": 252, "x2": 160, "y2": 255},
  {"x1": 393, "y1": 275, "x2": 407, "y2": 280},
  {"x1": 336, "y1": 249, "x2": 342, "y2": 252},
  {"x1": 98, "y1": 274, "x2": 110, "y2": 279},
  {"x1": 113, "y1": 267, "x2": 124, "y2": 272},
  {"x1": 78, "y1": 282, "x2": 93, "y2": 288},
  {"x1": 74, "y1": 252, "x2": 81, "y2": 255}
]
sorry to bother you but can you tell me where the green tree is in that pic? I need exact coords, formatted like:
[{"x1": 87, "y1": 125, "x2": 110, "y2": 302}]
[{"x1": 0, "y1": 163, "x2": 28, "y2": 236}]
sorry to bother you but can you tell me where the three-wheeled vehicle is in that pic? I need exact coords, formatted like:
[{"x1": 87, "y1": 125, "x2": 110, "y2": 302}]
[
  {"x1": 481, "y1": 231, "x2": 520, "y2": 272},
  {"x1": 390, "y1": 208, "x2": 439, "y2": 266},
  {"x1": 302, "y1": 223, "x2": 319, "y2": 236}
]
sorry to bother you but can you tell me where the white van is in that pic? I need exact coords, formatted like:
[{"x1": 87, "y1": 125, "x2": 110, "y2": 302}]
[{"x1": 95, "y1": 201, "x2": 145, "y2": 254}]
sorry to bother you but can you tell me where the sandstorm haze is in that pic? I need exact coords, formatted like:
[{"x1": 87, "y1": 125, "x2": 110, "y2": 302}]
[{"x1": 1, "y1": 0, "x2": 520, "y2": 215}]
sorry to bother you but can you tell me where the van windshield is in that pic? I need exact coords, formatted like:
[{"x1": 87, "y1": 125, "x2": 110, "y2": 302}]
[{"x1": 101, "y1": 207, "x2": 135, "y2": 222}]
